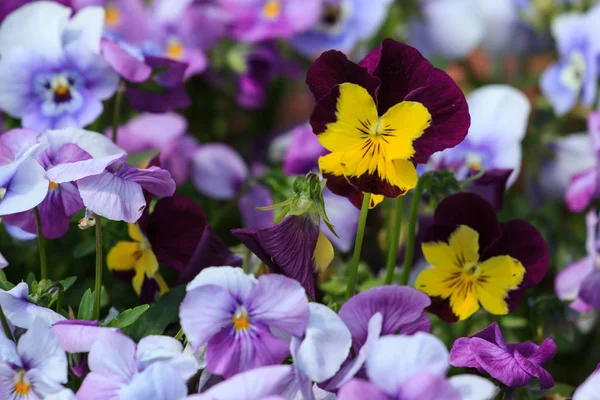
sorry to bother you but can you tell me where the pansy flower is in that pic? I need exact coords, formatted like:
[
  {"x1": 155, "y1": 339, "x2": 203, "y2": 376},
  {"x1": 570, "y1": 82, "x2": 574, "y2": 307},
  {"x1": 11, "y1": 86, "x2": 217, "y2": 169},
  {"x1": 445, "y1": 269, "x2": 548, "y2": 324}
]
[
  {"x1": 179, "y1": 266, "x2": 310, "y2": 378},
  {"x1": 307, "y1": 39, "x2": 469, "y2": 208},
  {"x1": 0, "y1": 282, "x2": 65, "y2": 329},
  {"x1": 0, "y1": 2, "x2": 119, "y2": 131},
  {"x1": 428, "y1": 84, "x2": 531, "y2": 187},
  {"x1": 416, "y1": 193, "x2": 548, "y2": 322},
  {"x1": 108, "y1": 195, "x2": 241, "y2": 300},
  {"x1": 450, "y1": 322, "x2": 557, "y2": 390},
  {"x1": 556, "y1": 210, "x2": 600, "y2": 313},
  {"x1": 573, "y1": 364, "x2": 600, "y2": 399},
  {"x1": 0, "y1": 319, "x2": 69, "y2": 399}
]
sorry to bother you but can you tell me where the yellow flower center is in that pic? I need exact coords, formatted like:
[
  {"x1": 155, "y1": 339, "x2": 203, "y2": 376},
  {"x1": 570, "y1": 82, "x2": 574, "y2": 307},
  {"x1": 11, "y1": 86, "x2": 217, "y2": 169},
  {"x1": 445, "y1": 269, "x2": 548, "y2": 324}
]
[
  {"x1": 166, "y1": 38, "x2": 185, "y2": 60},
  {"x1": 14, "y1": 370, "x2": 30, "y2": 396},
  {"x1": 105, "y1": 4, "x2": 121, "y2": 27},
  {"x1": 49, "y1": 181, "x2": 58, "y2": 191},
  {"x1": 416, "y1": 225, "x2": 525, "y2": 321},
  {"x1": 232, "y1": 307, "x2": 250, "y2": 331},
  {"x1": 262, "y1": 0, "x2": 281, "y2": 19}
]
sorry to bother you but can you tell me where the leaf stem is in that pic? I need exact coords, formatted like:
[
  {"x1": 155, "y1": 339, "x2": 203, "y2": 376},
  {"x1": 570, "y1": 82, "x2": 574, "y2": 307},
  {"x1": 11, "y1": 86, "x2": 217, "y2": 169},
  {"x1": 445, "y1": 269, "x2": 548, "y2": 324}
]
[
  {"x1": 111, "y1": 81, "x2": 125, "y2": 144},
  {"x1": 345, "y1": 193, "x2": 371, "y2": 300},
  {"x1": 400, "y1": 176, "x2": 428, "y2": 286},
  {"x1": 384, "y1": 196, "x2": 404, "y2": 284},
  {"x1": 93, "y1": 216, "x2": 103, "y2": 320},
  {"x1": 34, "y1": 207, "x2": 48, "y2": 280}
]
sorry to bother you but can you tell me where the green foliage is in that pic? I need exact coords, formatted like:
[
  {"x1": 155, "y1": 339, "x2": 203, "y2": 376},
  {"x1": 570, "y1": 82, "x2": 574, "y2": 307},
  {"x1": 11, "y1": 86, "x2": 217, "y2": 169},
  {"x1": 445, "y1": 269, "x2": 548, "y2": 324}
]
[{"x1": 106, "y1": 305, "x2": 150, "y2": 329}]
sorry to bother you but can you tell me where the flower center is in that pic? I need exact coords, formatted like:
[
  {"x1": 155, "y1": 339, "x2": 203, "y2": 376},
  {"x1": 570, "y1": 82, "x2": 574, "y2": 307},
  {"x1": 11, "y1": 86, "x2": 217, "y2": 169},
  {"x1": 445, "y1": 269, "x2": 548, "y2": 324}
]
[
  {"x1": 232, "y1": 306, "x2": 250, "y2": 331},
  {"x1": 316, "y1": 0, "x2": 352, "y2": 34},
  {"x1": 35, "y1": 71, "x2": 83, "y2": 116},
  {"x1": 465, "y1": 153, "x2": 483, "y2": 172},
  {"x1": 561, "y1": 50, "x2": 586, "y2": 92},
  {"x1": 262, "y1": 0, "x2": 281, "y2": 19},
  {"x1": 49, "y1": 181, "x2": 58, "y2": 191},
  {"x1": 105, "y1": 4, "x2": 121, "y2": 27},
  {"x1": 14, "y1": 370, "x2": 30, "y2": 396},
  {"x1": 322, "y1": 4, "x2": 342, "y2": 25},
  {"x1": 165, "y1": 38, "x2": 185, "y2": 60}
]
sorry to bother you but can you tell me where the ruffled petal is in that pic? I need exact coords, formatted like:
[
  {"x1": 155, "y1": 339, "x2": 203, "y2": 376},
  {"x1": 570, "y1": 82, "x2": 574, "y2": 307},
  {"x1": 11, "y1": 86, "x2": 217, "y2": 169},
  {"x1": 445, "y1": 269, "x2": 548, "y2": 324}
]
[
  {"x1": 565, "y1": 167, "x2": 598, "y2": 212},
  {"x1": 555, "y1": 256, "x2": 594, "y2": 301},
  {"x1": 51, "y1": 320, "x2": 119, "y2": 353}
]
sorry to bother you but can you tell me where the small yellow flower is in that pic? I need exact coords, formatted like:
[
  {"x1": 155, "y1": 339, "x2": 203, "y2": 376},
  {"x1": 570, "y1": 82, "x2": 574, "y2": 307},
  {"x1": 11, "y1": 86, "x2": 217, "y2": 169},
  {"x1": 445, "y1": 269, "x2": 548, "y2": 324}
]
[
  {"x1": 107, "y1": 224, "x2": 169, "y2": 295},
  {"x1": 416, "y1": 225, "x2": 525, "y2": 321}
]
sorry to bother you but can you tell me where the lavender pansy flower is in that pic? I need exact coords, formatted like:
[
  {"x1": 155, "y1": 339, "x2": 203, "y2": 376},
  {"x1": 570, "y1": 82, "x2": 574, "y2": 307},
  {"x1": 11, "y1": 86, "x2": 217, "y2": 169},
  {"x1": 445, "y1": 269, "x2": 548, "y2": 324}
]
[
  {"x1": 0, "y1": 2, "x2": 119, "y2": 131},
  {"x1": 0, "y1": 282, "x2": 65, "y2": 330},
  {"x1": 324, "y1": 286, "x2": 431, "y2": 390},
  {"x1": 0, "y1": 319, "x2": 68, "y2": 399},
  {"x1": 3, "y1": 127, "x2": 122, "y2": 238},
  {"x1": 77, "y1": 331, "x2": 198, "y2": 399},
  {"x1": 221, "y1": 0, "x2": 321, "y2": 43},
  {"x1": 108, "y1": 112, "x2": 199, "y2": 185},
  {"x1": 556, "y1": 210, "x2": 600, "y2": 312},
  {"x1": 282, "y1": 124, "x2": 327, "y2": 177},
  {"x1": 540, "y1": 5, "x2": 600, "y2": 116},
  {"x1": 565, "y1": 112, "x2": 600, "y2": 212},
  {"x1": 450, "y1": 322, "x2": 557, "y2": 390},
  {"x1": 292, "y1": 0, "x2": 393, "y2": 56},
  {"x1": 0, "y1": 128, "x2": 48, "y2": 216},
  {"x1": 429, "y1": 85, "x2": 530, "y2": 187},
  {"x1": 338, "y1": 333, "x2": 496, "y2": 400},
  {"x1": 179, "y1": 266, "x2": 310, "y2": 378}
]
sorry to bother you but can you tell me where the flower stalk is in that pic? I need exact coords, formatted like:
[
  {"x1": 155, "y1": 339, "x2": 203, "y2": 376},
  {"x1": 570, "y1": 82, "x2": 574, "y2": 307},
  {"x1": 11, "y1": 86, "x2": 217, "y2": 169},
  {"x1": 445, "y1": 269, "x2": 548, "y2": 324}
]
[
  {"x1": 345, "y1": 193, "x2": 371, "y2": 299},
  {"x1": 34, "y1": 207, "x2": 48, "y2": 280},
  {"x1": 384, "y1": 196, "x2": 404, "y2": 284},
  {"x1": 93, "y1": 215, "x2": 103, "y2": 320},
  {"x1": 400, "y1": 176, "x2": 428, "y2": 286}
]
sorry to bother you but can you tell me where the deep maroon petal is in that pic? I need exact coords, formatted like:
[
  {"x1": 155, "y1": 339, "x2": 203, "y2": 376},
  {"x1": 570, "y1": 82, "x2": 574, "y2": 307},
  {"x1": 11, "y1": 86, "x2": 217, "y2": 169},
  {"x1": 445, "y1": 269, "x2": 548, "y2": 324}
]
[
  {"x1": 322, "y1": 171, "x2": 364, "y2": 210},
  {"x1": 310, "y1": 85, "x2": 341, "y2": 136},
  {"x1": 432, "y1": 193, "x2": 501, "y2": 252},
  {"x1": 366, "y1": 39, "x2": 434, "y2": 115},
  {"x1": 232, "y1": 215, "x2": 320, "y2": 299},
  {"x1": 339, "y1": 286, "x2": 431, "y2": 351},
  {"x1": 358, "y1": 46, "x2": 381, "y2": 75},
  {"x1": 425, "y1": 296, "x2": 459, "y2": 323},
  {"x1": 468, "y1": 169, "x2": 512, "y2": 211},
  {"x1": 306, "y1": 50, "x2": 380, "y2": 102},
  {"x1": 405, "y1": 69, "x2": 470, "y2": 164},
  {"x1": 145, "y1": 196, "x2": 207, "y2": 273},
  {"x1": 579, "y1": 269, "x2": 600, "y2": 308},
  {"x1": 483, "y1": 220, "x2": 549, "y2": 288}
]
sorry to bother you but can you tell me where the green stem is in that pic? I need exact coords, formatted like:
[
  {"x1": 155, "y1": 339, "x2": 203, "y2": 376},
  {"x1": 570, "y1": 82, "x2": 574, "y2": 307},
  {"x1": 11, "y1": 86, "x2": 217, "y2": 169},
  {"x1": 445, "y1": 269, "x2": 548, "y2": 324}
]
[
  {"x1": 400, "y1": 176, "x2": 428, "y2": 286},
  {"x1": 242, "y1": 248, "x2": 252, "y2": 274},
  {"x1": 345, "y1": 193, "x2": 371, "y2": 300},
  {"x1": 93, "y1": 216, "x2": 103, "y2": 320},
  {"x1": 174, "y1": 328, "x2": 184, "y2": 341},
  {"x1": 384, "y1": 196, "x2": 404, "y2": 284},
  {"x1": 274, "y1": 204, "x2": 290, "y2": 224},
  {"x1": 111, "y1": 81, "x2": 125, "y2": 144},
  {"x1": 34, "y1": 207, "x2": 48, "y2": 280},
  {"x1": 56, "y1": 287, "x2": 64, "y2": 314}
]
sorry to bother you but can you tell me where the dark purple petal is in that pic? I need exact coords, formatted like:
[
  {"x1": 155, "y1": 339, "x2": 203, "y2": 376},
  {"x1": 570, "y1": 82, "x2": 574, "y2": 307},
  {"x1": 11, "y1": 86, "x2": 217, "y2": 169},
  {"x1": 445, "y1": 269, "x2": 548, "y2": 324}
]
[
  {"x1": 449, "y1": 338, "x2": 479, "y2": 370},
  {"x1": 145, "y1": 196, "x2": 206, "y2": 273},
  {"x1": 206, "y1": 324, "x2": 290, "y2": 379},
  {"x1": 115, "y1": 164, "x2": 176, "y2": 198},
  {"x1": 100, "y1": 38, "x2": 152, "y2": 83},
  {"x1": 483, "y1": 220, "x2": 549, "y2": 288},
  {"x1": 306, "y1": 50, "x2": 380, "y2": 102},
  {"x1": 238, "y1": 184, "x2": 274, "y2": 229},
  {"x1": 470, "y1": 337, "x2": 532, "y2": 388},
  {"x1": 145, "y1": 56, "x2": 188, "y2": 88},
  {"x1": 338, "y1": 286, "x2": 431, "y2": 351},
  {"x1": 406, "y1": 68, "x2": 470, "y2": 164},
  {"x1": 366, "y1": 39, "x2": 433, "y2": 115},
  {"x1": 431, "y1": 193, "x2": 501, "y2": 252},
  {"x1": 231, "y1": 215, "x2": 320, "y2": 299},
  {"x1": 471, "y1": 322, "x2": 506, "y2": 348},
  {"x1": 126, "y1": 84, "x2": 191, "y2": 113},
  {"x1": 579, "y1": 269, "x2": 600, "y2": 308},
  {"x1": 467, "y1": 169, "x2": 512, "y2": 211}
]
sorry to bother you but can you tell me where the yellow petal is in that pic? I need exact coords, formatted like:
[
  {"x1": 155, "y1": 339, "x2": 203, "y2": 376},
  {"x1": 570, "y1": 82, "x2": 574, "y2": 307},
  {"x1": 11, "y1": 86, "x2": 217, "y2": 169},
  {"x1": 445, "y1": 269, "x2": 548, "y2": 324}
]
[
  {"x1": 318, "y1": 83, "x2": 379, "y2": 153},
  {"x1": 475, "y1": 255, "x2": 525, "y2": 315},
  {"x1": 387, "y1": 159, "x2": 418, "y2": 193},
  {"x1": 313, "y1": 230, "x2": 334, "y2": 272},
  {"x1": 128, "y1": 223, "x2": 143, "y2": 242},
  {"x1": 107, "y1": 241, "x2": 140, "y2": 271},
  {"x1": 449, "y1": 280, "x2": 480, "y2": 321},
  {"x1": 416, "y1": 268, "x2": 460, "y2": 298},
  {"x1": 154, "y1": 272, "x2": 170, "y2": 295},
  {"x1": 319, "y1": 152, "x2": 346, "y2": 177},
  {"x1": 132, "y1": 249, "x2": 159, "y2": 295},
  {"x1": 369, "y1": 194, "x2": 384, "y2": 208},
  {"x1": 379, "y1": 101, "x2": 431, "y2": 160},
  {"x1": 422, "y1": 242, "x2": 461, "y2": 271},
  {"x1": 448, "y1": 225, "x2": 480, "y2": 268}
]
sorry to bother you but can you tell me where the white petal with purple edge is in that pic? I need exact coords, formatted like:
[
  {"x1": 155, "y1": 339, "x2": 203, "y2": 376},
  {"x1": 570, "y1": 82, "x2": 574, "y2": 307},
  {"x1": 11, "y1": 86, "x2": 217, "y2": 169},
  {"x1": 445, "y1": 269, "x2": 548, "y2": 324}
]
[
  {"x1": 0, "y1": 157, "x2": 48, "y2": 215},
  {"x1": 573, "y1": 371, "x2": 600, "y2": 400},
  {"x1": 63, "y1": 6, "x2": 104, "y2": 54},
  {"x1": 77, "y1": 372, "x2": 125, "y2": 400},
  {"x1": 87, "y1": 331, "x2": 136, "y2": 380},
  {"x1": 293, "y1": 303, "x2": 352, "y2": 383},
  {"x1": 18, "y1": 319, "x2": 68, "y2": 384},
  {"x1": 51, "y1": 321, "x2": 119, "y2": 353},
  {"x1": 186, "y1": 266, "x2": 256, "y2": 299},
  {"x1": 0, "y1": 283, "x2": 65, "y2": 329},
  {"x1": 45, "y1": 389, "x2": 78, "y2": 400},
  {"x1": 136, "y1": 335, "x2": 199, "y2": 380},
  {"x1": 366, "y1": 333, "x2": 449, "y2": 395},
  {"x1": 555, "y1": 256, "x2": 594, "y2": 301},
  {"x1": 193, "y1": 365, "x2": 293, "y2": 400},
  {"x1": 0, "y1": 1, "x2": 71, "y2": 60},
  {"x1": 449, "y1": 374, "x2": 497, "y2": 400}
]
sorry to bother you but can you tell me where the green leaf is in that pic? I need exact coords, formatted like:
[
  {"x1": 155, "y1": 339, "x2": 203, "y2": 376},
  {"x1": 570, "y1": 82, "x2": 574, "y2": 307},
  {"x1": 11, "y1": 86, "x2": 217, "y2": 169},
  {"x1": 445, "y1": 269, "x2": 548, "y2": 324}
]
[
  {"x1": 122, "y1": 285, "x2": 186, "y2": 341},
  {"x1": 77, "y1": 289, "x2": 94, "y2": 320},
  {"x1": 0, "y1": 270, "x2": 14, "y2": 291},
  {"x1": 106, "y1": 305, "x2": 150, "y2": 329},
  {"x1": 60, "y1": 277, "x2": 77, "y2": 292}
]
